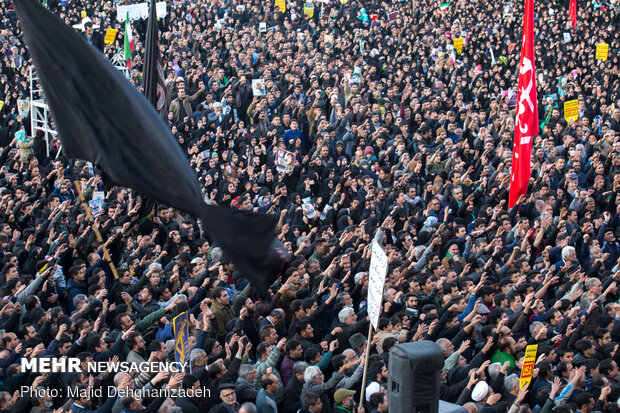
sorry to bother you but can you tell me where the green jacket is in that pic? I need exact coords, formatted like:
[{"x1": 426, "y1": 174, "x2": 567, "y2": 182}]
[
  {"x1": 116, "y1": 307, "x2": 167, "y2": 359},
  {"x1": 211, "y1": 301, "x2": 235, "y2": 338},
  {"x1": 311, "y1": 351, "x2": 333, "y2": 372},
  {"x1": 491, "y1": 349, "x2": 516, "y2": 371}
]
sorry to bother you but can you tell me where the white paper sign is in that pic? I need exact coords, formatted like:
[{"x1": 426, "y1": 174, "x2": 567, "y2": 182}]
[
  {"x1": 563, "y1": 32, "x2": 571, "y2": 43},
  {"x1": 301, "y1": 197, "x2": 316, "y2": 218},
  {"x1": 89, "y1": 191, "x2": 105, "y2": 217},
  {"x1": 17, "y1": 99, "x2": 30, "y2": 118},
  {"x1": 117, "y1": 2, "x2": 166, "y2": 21},
  {"x1": 252, "y1": 79, "x2": 266, "y2": 96},
  {"x1": 368, "y1": 240, "x2": 388, "y2": 329},
  {"x1": 275, "y1": 148, "x2": 295, "y2": 173}
]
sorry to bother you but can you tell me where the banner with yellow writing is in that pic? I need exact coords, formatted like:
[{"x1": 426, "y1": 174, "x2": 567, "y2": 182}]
[
  {"x1": 519, "y1": 344, "x2": 538, "y2": 390},
  {"x1": 104, "y1": 28, "x2": 118, "y2": 45},
  {"x1": 596, "y1": 43, "x2": 608, "y2": 61},
  {"x1": 454, "y1": 38, "x2": 464, "y2": 54},
  {"x1": 304, "y1": 2, "x2": 314, "y2": 17},
  {"x1": 564, "y1": 99, "x2": 579, "y2": 122}
]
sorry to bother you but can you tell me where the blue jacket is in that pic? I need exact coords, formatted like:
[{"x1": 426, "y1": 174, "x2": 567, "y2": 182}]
[
  {"x1": 66, "y1": 278, "x2": 87, "y2": 313},
  {"x1": 256, "y1": 388, "x2": 278, "y2": 413}
]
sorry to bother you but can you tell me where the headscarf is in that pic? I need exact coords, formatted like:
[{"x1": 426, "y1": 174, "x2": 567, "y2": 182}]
[{"x1": 16, "y1": 130, "x2": 28, "y2": 142}]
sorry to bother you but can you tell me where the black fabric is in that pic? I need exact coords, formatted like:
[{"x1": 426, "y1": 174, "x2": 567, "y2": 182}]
[
  {"x1": 136, "y1": 0, "x2": 168, "y2": 226},
  {"x1": 14, "y1": 0, "x2": 280, "y2": 295},
  {"x1": 143, "y1": 0, "x2": 169, "y2": 119}
]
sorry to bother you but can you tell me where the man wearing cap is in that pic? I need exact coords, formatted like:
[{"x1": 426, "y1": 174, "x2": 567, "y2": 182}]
[
  {"x1": 333, "y1": 389, "x2": 358, "y2": 413},
  {"x1": 348, "y1": 333, "x2": 366, "y2": 357},
  {"x1": 210, "y1": 383, "x2": 241, "y2": 413}
]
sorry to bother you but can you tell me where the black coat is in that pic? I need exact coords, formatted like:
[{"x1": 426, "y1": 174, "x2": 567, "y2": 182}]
[
  {"x1": 80, "y1": 30, "x2": 104, "y2": 52},
  {"x1": 175, "y1": 396, "x2": 202, "y2": 413},
  {"x1": 283, "y1": 377, "x2": 304, "y2": 413},
  {"x1": 236, "y1": 378, "x2": 259, "y2": 405}
]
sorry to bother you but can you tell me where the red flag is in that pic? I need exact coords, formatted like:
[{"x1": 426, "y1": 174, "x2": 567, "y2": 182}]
[
  {"x1": 569, "y1": 0, "x2": 577, "y2": 29},
  {"x1": 509, "y1": 0, "x2": 539, "y2": 208}
]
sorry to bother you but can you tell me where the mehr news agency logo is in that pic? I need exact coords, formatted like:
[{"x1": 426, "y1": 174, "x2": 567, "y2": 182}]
[{"x1": 20, "y1": 358, "x2": 211, "y2": 399}]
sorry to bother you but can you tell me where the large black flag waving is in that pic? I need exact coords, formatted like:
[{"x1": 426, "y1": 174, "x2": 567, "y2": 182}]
[{"x1": 14, "y1": 0, "x2": 281, "y2": 295}]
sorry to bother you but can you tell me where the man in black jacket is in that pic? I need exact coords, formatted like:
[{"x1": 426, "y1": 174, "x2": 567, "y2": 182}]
[
  {"x1": 174, "y1": 374, "x2": 202, "y2": 413},
  {"x1": 284, "y1": 361, "x2": 308, "y2": 413},
  {"x1": 236, "y1": 364, "x2": 259, "y2": 405},
  {"x1": 81, "y1": 21, "x2": 104, "y2": 52}
]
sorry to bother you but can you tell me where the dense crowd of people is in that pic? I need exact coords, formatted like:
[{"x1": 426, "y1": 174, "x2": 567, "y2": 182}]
[{"x1": 0, "y1": 0, "x2": 619, "y2": 411}]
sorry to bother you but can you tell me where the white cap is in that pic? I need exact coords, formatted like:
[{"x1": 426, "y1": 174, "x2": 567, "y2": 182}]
[{"x1": 471, "y1": 381, "x2": 489, "y2": 402}]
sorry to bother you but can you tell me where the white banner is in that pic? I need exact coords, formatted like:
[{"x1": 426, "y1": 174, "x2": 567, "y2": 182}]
[
  {"x1": 367, "y1": 240, "x2": 388, "y2": 329},
  {"x1": 17, "y1": 99, "x2": 30, "y2": 118},
  {"x1": 252, "y1": 79, "x2": 266, "y2": 96},
  {"x1": 117, "y1": 2, "x2": 167, "y2": 22},
  {"x1": 275, "y1": 148, "x2": 295, "y2": 174}
]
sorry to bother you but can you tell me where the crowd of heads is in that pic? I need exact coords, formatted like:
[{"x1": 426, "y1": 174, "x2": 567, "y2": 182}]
[{"x1": 0, "y1": 0, "x2": 618, "y2": 411}]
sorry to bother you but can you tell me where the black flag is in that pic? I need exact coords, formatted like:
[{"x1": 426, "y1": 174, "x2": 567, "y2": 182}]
[
  {"x1": 14, "y1": 0, "x2": 280, "y2": 295},
  {"x1": 143, "y1": 0, "x2": 168, "y2": 119},
  {"x1": 138, "y1": 0, "x2": 168, "y2": 226}
]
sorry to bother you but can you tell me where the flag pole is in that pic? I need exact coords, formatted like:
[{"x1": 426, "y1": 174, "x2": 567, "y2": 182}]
[
  {"x1": 358, "y1": 322, "x2": 374, "y2": 408},
  {"x1": 73, "y1": 181, "x2": 119, "y2": 279},
  {"x1": 359, "y1": 227, "x2": 386, "y2": 407}
]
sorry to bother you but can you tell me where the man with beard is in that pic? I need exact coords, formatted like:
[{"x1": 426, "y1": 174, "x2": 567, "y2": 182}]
[
  {"x1": 125, "y1": 332, "x2": 147, "y2": 366},
  {"x1": 280, "y1": 339, "x2": 303, "y2": 387},
  {"x1": 365, "y1": 361, "x2": 387, "y2": 402},
  {"x1": 233, "y1": 297, "x2": 259, "y2": 347}
]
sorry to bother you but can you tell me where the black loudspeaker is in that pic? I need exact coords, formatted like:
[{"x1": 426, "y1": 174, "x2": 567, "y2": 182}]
[{"x1": 388, "y1": 341, "x2": 444, "y2": 413}]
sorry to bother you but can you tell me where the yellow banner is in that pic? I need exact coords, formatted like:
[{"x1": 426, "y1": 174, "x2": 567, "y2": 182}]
[
  {"x1": 596, "y1": 43, "x2": 608, "y2": 61},
  {"x1": 519, "y1": 344, "x2": 538, "y2": 390},
  {"x1": 275, "y1": 0, "x2": 286, "y2": 12},
  {"x1": 304, "y1": 2, "x2": 314, "y2": 17},
  {"x1": 454, "y1": 38, "x2": 464, "y2": 54},
  {"x1": 0, "y1": 101, "x2": 3, "y2": 112},
  {"x1": 564, "y1": 99, "x2": 579, "y2": 122},
  {"x1": 104, "y1": 28, "x2": 118, "y2": 45}
]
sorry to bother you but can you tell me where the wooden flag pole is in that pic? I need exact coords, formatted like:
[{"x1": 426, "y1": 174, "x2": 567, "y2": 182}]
[
  {"x1": 73, "y1": 181, "x2": 119, "y2": 279},
  {"x1": 358, "y1": 322, "x2": 374, "y2": 408}
]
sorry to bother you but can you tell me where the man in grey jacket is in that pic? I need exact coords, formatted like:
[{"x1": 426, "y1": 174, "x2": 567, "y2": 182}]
[
  {"x1": 335, "y1": 350, "x2": 365, "y2": 390},
  {"x1": 301, "y1": 365, "x2": 350, "y2": 413},
  {"x1": 254, "y1": 339, "x2": 287, "y2": 405},
  {"x1": 111, "y1": 371, "x2": 168, "y2": 413}
]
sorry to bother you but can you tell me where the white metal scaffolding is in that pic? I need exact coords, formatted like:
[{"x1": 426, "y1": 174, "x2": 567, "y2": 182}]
[
  {"x1": 29, "y1": 54, "x2": 130, "y2": 158},
  {"x1": 29, "y1": 66, "x2": 58, "y2": 157}
]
